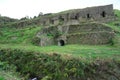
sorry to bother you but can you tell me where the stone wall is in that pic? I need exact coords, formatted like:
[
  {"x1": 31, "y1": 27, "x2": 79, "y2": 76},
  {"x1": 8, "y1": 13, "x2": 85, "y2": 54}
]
[
  {"x1": 39, "y1": 4, "x2": 114, "y2": 26},
  {"x1": 5, "y1": 4, "x2": 114, "y2": 28},
  {"x1": 35, "y1": 4, "x2": 115, "y2": 46},
  {"x1": 66, "y1": 32, "x2": 114, "y2": 45},
  {"x1": 36, "y1": 22, "x2": 115, "y2": 46},
  {"x1": 67, "y1": 23, "x2": 113, "y2": 34}
]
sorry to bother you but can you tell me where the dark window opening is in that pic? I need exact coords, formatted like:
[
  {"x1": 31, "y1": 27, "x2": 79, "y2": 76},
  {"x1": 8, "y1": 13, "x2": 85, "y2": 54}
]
[
  {"x1": 101, "y1": 11, "x2": 106, "y2": 17},
  {"x1": 59, "y1": 40, "x2": 65, "y2": 46},
  {"x1": 59, "y1": 16, "x2": 64, "y2": 22},
  {"x1": 51, "y1": 20, "x2": 54, "y2": 24},
  {"x1": 75, "y1": 15, "x2": 78, "y2": 19},
  {"x1": 75, "y1": 13, "x2": 79, "y2": 20},
  {"x1": 87, "y1": 14, "x2": 90, "y2": 18}
]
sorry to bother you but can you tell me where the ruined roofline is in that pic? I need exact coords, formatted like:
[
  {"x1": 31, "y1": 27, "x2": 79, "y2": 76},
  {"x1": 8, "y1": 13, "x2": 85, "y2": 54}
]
[
  {"x1": 80, "y1": 4, "x2": 113, "y2": 10},
  {"x1": 49, "y1": 4, "x2": 113, "y2": 15},
  {"x1": 64, "y1": 4, "x2": 113, "y2": 13},
  {"x1": 34, "y1": 4, "x2": 114, "y2": 26},
  {"x1": 24, "y1": 4, "x2": 114, "y2": 23}
]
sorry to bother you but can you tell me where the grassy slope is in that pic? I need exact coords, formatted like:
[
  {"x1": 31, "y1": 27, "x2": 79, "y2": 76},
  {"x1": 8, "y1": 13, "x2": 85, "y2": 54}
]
[
  {"x1": 0, "y1": 16, "x2": 18, "y2": 25},
  {"x1": 0, "y1": 26, "x2": 41, "y2": 44},
  {"x1": 0, "y1": 9, "x2": 120, "y2": 80},
  {"x1": 0, "y1": 61, "x2": 23, "y2": 80},
  {"x1": 0, "y1": 26, "x2": 41, "y2": 80},
  {"x1": 0, "y1": 71, "x2": 22, "y2": 80},
  {"x1": 0, "y1": 44, "x2": 120, "y2": 60},
  {"x1": 1, "y1": 48, "x2": 120, "y2": 80},
  {"x1": 0, "y1": 25, "x2": 120, "y2": 59},
  {"x1": 0, "y1": 10, "x2": 120, "y2": 59},
  {"x1": 114, "y1": 9, "x2": 120, "y2": 19}
]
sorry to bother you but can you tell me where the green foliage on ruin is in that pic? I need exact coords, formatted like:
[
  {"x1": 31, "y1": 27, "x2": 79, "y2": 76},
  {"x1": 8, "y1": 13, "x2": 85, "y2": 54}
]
[
  {"x1": 114, "y1": 9, "x2": 120, "y2": 20},
  {"x1": 0, "y1": 16, "x2": 18, "y2": 25},
  {"x1": 104, "y1": 9, "x2": 120, "y2": 46}
]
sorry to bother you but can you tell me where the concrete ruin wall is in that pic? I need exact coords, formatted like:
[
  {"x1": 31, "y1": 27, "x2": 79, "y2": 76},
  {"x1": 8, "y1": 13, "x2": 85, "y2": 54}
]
[
  {"x1": 36, "y1": 26, "x2": 59, "y2": 46},
  {"x1": 7, "y1": 4, "x2": 114, "y2": 28},
  {"x1": 39, "y1": 4, "x2": 114, "y2": 26},
  {"x1": 68, "y1": 23, "x2": 112, "y2": 34},
  {"x1": 66, "y1": 32, "x2": 114, "y2": 45},
  {"x1": 36, "y1": 23, "x2": 115, "y2": 46},
  {"x1": 35, "y1": 4, "x2": 115, "y2": 46}
]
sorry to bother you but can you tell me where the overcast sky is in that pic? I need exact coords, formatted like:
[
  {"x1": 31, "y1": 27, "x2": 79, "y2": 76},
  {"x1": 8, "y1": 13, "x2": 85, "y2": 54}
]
[{"x1": 0, "y1": 0, "x2": 120, "y2": 19}]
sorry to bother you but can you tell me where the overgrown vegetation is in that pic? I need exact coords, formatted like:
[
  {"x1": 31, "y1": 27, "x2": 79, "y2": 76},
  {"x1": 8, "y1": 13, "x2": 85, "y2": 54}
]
[
  {"x1": 114, "y1": 9, "x2": 120, "y2": 20},
  {"x1": 0, "y1": 76, "x2": 5, "y2": 80},
  {"x1": 0, "y1": 16, "x2": 18, "y2": 26},
  {"x1": 106, "y1": 9, "x2": 120, "y2": 46},
  {"x1": 0, "y1": 26, "x2": 41, "y2": 44},
  {"x1": 0, "y1": 44, "x2": 120, "y2": 59},
  {"x1": 0, "y1": 9, "x2": 120, "y2": 80},
  {"x1": 0, "y1": 48, "x2": 120, "y2": 80},
  {"x1": 0, "y1": 61, "x2": 23, "y2": 80}
]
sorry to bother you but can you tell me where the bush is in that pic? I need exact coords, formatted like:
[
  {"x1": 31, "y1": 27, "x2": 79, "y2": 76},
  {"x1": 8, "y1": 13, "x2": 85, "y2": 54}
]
[
  {"x1": 0, "y1": 48, "x2": 120, "y2": 80},
  {"x1": 31, "y1": 37, "x2": 40, "y2": 45},
  {"x1": 0, "y1": 49, "x2": 87, "y2": 79}
]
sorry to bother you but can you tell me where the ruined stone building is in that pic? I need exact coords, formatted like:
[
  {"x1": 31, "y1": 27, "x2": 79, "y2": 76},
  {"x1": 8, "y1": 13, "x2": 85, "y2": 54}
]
[
  {"x1": 39, "y1": 4, "x2": 114, "y2": 26},
  {"x1": 36, "y1": 4, "x2": 115, "y2": 46}
]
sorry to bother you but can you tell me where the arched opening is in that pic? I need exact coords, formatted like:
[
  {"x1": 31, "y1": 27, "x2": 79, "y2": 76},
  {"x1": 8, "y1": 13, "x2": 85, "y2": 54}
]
[
  {"x1": 87, "y1": 13, "x2": 90, "y2": 18},
  {"x1": 101, "y1": 11, "x2": 106, "y2": 17},
  {"x1": 59, "y1": 40, "x2": 65, "y2": 46}
]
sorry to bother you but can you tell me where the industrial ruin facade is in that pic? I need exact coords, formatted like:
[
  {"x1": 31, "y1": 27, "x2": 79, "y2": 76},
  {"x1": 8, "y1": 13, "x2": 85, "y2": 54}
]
[
  {"x1": 36, "y1": 4, "x2": 115, "y2": 46},
  {"x1": 39, "y1": 4, "x2": 114, "y2": 26}
]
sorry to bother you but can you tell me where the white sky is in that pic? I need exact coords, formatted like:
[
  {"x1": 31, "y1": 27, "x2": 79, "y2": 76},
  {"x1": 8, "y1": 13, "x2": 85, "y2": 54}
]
[{"x1": 0, "y1": 0, "x2": 120, "y2": 19}]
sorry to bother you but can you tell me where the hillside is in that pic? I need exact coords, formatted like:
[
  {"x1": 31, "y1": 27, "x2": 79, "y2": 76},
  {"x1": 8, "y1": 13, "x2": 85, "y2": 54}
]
[
  {"x1": 0, "y1": 9, "x2": 120, "y2": 80},
  {"x1": 0, "y1": 16, "x2": 18, "y2": 27}
]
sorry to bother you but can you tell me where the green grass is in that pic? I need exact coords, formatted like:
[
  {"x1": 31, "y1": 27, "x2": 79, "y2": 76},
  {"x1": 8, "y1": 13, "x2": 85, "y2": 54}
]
[
  {"x1": 0, "y1": 71, "x2": 22, "y2": 80},
  {"x1": 0, "y1": 9, "x2": 120, "y2": 60},
  {"x1": 103, "y1": 22, "x2": 120, "y2": 33},
  {"x1": 0, "y1": 14, "x2": 120, "y2": 60},
  {"x1": 0, "y1": 26, "x2": 41, "y2": 44},
  {"x1": 102, "y1": 9, "x2": 120, "y2": 32},
  {"x1": 0, "y1": 9, "x2": 120, "y2": 80},
  {"x1": 0, "y1": 44, "x2": 120, "y2": 60},
  {"x1": 0, "y1": 76, "x2": 5, "y2": 80},
  {"x1": 114, "y1": 9, "x2": 120, "y2": 19},
  {"x1": 0, "y1": 61, "x2": 22, "y2": 80}
]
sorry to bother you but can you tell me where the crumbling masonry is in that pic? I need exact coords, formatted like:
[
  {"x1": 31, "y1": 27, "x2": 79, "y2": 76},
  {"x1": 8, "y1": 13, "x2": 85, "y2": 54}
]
[{"x1": 36, "y1": 4, "x2": 115, "y2": 46}]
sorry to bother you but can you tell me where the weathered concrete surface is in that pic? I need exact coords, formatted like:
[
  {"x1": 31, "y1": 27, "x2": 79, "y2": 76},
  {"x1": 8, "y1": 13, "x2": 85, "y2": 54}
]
[
  {"x1": 34, "y1": 4, "x2": 115, "y2": 46},
  {"x1": 5, "y1": 4, "x2": 115, "y2": 28},
  {"x1": 36, "y1": 23, "x2": 114, "y2": 46},
  {"x1": 39, "y1": 4, "x2": 114, "y2": 26}
]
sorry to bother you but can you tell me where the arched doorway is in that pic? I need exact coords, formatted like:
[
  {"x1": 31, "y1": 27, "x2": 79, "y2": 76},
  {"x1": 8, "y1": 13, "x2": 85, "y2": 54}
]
[
  {"x1": 87, "y1": 13, "x2": 90, "y2": 18},
  {"x1": 58, "y1": 40, "x2": 65, "y2": 46},
  {"x1": 101, "y1": 11, "x2": 106, "y2": 17}
]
